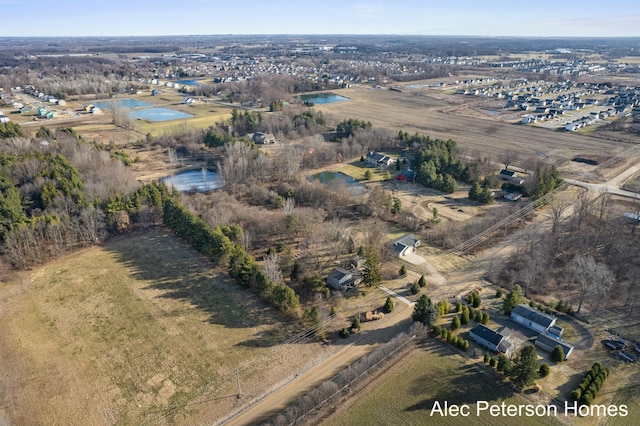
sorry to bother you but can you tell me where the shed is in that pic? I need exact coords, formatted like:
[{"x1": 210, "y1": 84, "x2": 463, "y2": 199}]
[{"x1": 535, "y1": 334, "x2": 574, "y2": 360}]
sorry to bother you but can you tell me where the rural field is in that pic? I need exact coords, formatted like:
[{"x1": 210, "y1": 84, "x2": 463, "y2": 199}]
[
  {"x1": 0, "y1": 229, "x2": 322, "y2": 425},
  {"x1": 321, "y1": 339, "x2": 564, "y2": 426},
  {"x1": 315, "y1": 86, "x2": 635, "y2": 174},
  {"x1": 321, "y1": 337, "x2": 640, "y2": 426}
]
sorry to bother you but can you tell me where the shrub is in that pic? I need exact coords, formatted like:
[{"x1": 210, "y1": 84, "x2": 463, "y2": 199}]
[
  {"x1": 351, "y1": 315, "x2": 361, "y2": 332},
  {"x1": 339, "y1": 328, "x2": 350, "y2": 338},
  {"x1": 451, "y1": 315, "x2": 461, "y2": 330},
  {"x1": 484, "y1": 352, "x2": 491, "y2": 363},
  {"x1": 399, "y1": 264, "x2": 407, "y2": 276},
  {"x1": 539, "y1": 363, "x2": 550, "y2": 378},
  {"x1": 330, "y1": 306, "x2": 336, "y2": 317},
  {"x1": 490, "y1": 357, "x2": 498, "y2": 368},
  {"x1": 410, "y1": 281, "x2": 420, "y2": 295},
  {"x1": 571, "y1": 389, "x2": 582, "y2": 401},
  {"x1": 475, "y1": 311, "x2": 483, "y2": 322},
  {"x1": 460, "y1": 308, "x2": 469, "y2": 325},
  {"x1": 551, "y1": 345, "x2": 565, "y2": 363},
  {"x1": 384, "y1": 296, "x2": 395, "y2": 313},
  {"x1": 455, "y1": 302, "x2": 462, "y2": 312},
  {"x1": 482, "y1": 312, "x2": 490, "y2": 324},
  {"x1": 496, "y1": 289, "x2": 503, "y2": 298},
  {"x1": 418, "y1": 275, "x2": 426, "y2": 287}
]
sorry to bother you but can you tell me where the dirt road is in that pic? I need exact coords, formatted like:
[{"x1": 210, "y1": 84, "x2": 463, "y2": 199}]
[{"x1": 221, "y1": 304, "x2": 414, "y2": 426}]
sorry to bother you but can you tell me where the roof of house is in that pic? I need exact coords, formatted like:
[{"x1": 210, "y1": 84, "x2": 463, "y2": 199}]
[
  {"x1": 469, "y1": 324, "x2": 505, "y2": 347},
  {"x1": 392, "y1": 234, "x2": 420, "y2": 248},
  {"x1": 396, "y1": 168, "x2": 416, "y2": 181},
  {"x1": 535, "y1": 333, "x2": 574, "y2": 355},
  {"x1": 366, "y1": 151, "x2": 391, "y2": 163},
  {"x1": 499, "y1": 169, "x2": 516, "y2": 178},
  {"x1": 327, "y1": 267, "x2": 352, "y2": 282},
  {"x1": 511, "y1": 304, "x2": 556, "y2": 329}
]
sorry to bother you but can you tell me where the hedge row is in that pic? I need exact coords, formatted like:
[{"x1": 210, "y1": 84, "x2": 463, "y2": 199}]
[
  {"x1": 163, "y1": 198, "x2": 300, "y2": 317},
  {"x1": 570, "y1": 362, "x2": 610, "y2": 406}
]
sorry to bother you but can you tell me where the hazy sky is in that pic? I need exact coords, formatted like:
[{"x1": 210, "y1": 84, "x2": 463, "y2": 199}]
[{"x1": 2, "y1": 0, "x2": 640, "y2": 37}]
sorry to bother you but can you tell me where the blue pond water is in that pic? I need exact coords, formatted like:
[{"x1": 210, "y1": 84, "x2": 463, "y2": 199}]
[
  {"x1": 160, "y1": 169, "x2": 221, "y2": 192},
  {"x1": 130, "y1": 108, "x2": 193, "y2": 122},
  {"x1": 299, "y1": 93, "x2": 349, "y2": 105},
  {"x1": 93, "y1": 98, "x2": 154, "y2": 109},
  {"x1": 177, "y1": 79, "x2": 200, "y2": 86},
  {"x1": 309, "y1": 171, "x2": 366, "y2": 195}
]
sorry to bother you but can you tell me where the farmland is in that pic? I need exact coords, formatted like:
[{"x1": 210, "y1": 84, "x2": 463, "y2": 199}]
[{"x1": 0, "y1": 229, "x2": 321, "y2": 425}]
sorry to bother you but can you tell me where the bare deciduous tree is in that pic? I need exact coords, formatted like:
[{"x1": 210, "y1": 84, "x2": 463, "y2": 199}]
[
  {"x1": 567, "y1": 254, "x2": 615, "y2": 314},
  {"x1": 263, "y1": 253, "x2": 284, "y2": 284}
]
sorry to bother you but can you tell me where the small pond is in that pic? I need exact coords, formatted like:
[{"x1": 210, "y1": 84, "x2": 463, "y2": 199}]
[
  {"x1": 299, "y1": 93, "x2": 349, "y2": 105},
  {"x1": 93, "y1": 98, "x2": 154, "y2": 109},
  {"x1": 177, "y1": 79, "x2": 201, "y2": 86},
  {"x1": 130, "y1": 107, "x2": 193, "y2": 122},
  {"x1": 160, "y1": 168, "x2": 222, "y2": 192},
  {"x1": 309, "y1": 171, "x2": 367, "y2": 195}
]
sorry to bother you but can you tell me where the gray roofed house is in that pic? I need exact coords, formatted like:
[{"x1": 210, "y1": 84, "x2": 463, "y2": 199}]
[
  {"x1": 391, "y1": 234, "x2": 420, "y2": 258},
  {"x1": 327, "y1": 267, "x2": 361, "y2": 290},
  {"x1": 535, "y1": 333, "x2": 574, "y2": 360},
  {"x1": 365, "y1": 151, "x2": 393, "y2": 167},
  {"x1": 511, "y1": 304, "x2": 560, "y2": 335},
  {"x1": 469, "y1": 324, "x2": 506, "y2": 352}
]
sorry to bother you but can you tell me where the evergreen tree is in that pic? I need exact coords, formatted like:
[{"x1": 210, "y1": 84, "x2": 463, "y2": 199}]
[
  {"x1": 418, "y1": 275, "x2": 426, "y2": 287},
  {"x1": 551, "y1": 345, "x2": 565, "y2": 363},
  {"x1": 502, "y1": 284, "x2": 525, "y2": 314},
  {"x1": 361, "y1": 247, "x2": 382, "y2": 287},
  {"x1": 511, "y1": 345, "x2": 539, "y2": 388},
  {"x1": 384, "y1": 296, "x2": 394, "y2": 313},
  {"x1": 451, "y1": 315, "x2": 461, "y2": 330},
  {"x1": 412, "y1": 295, "x2": 439, "y2": 327}
]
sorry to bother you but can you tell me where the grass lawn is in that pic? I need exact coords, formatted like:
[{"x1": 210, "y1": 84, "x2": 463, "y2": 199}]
[
  {"x1": 0, "y1": 229, "x2": 312, "y2": 425},
  {"x1": 324, "y1": 340, "x2": 564, "y2": 426}
]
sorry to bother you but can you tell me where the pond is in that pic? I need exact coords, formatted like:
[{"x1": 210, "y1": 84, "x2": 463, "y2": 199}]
[
  {"x1": 130, "y1": 107, "x2": 194, "y2": 122},
  {"x1": 93, "y1": 98, "x2": 154, "y2": 109},
  {"x1": 177, "y1": 79, "x2": 200, "y2": 86},
  {"x1": 298, "y1": 93, "x2": 349, "y2": 105},
  {"x1": 160, "y1": 168, "x2": 222, "y2": 192},
  {"x1": 309, "y1": 171, "x2": 367, "y2": 196}
]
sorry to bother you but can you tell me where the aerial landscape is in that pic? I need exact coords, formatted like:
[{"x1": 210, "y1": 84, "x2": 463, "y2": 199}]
[{"x1": 1, "y1": 1, "x2": 640, "y2": 425}]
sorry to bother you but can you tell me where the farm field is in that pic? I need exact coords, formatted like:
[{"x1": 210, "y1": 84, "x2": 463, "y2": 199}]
[
  {"x1": 0, "y1": 229, "x2": 320, "y2": 425},
  {"x1": 315, "y1": 86, "x2": 636, "y2": 171}
]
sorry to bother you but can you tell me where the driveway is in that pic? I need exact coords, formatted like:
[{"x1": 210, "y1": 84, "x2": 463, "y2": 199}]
[{"x1": 402, "y1": 252, "x2": 426, "y2": 265}]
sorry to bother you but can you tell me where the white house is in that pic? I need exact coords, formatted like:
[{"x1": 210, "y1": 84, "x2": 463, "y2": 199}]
[
  {"x1": 391, "y1": 234, "x2": 420, "y2": 258},
  {"x1": 327, "y1": 267, "x2": 361, "y2": 290},
  {"x1": 0, "y1": 115, "x2": 10, "y2": 123},
  {"x1": 365, "y1": 151, "x2": 393, "y2": 167},
  {"x1": 469, "y1": 324, "x2": 507, "y2": 352},
  {"x1": 510, "y1": 304, "x2": 561, "y2": 336}
]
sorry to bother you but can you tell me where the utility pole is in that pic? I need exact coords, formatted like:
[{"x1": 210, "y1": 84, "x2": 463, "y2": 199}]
[{"x1": 236, "y1": 367, "x2": 241, "y2": 399}]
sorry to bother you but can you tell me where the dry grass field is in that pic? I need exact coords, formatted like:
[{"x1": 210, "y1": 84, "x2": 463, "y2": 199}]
[
  {"x1": 0, "y1": 229, "x2": 321, "y2": 425},
  {"x1": 321, "y1": 340, "x2": 564, "y2": 426},
  {"x1": 315, "y1": 86, "x2": 636, "y2": 170}
]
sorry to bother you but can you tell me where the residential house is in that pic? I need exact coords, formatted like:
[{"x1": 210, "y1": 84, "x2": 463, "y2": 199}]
[
  {"x1": 365, "y1": 151, "x2": 393, "y2": 167},
  {"x1": 535, "y1": 334, "x2": 574, "y2": 360},
  {"x1": 0, "y1": 115, "x2": 10, "y2": 123},
  {"x1": 510, "y1": 304, "x2": 563, "y2": 336},
  {"x1": 469, "y1": 324, "x2": 507, "y2": 352},
  {"x1": 45, "y1": 111, "x2": 57, "y2": 119},
  {"x1": 252, "y1": 132, "x2": 275, "y2": 144},
  {"x1": 391, "y1": 234, "x2": 420, "y2": 258},
  {"x1": 327, "y1": 267, "x2": 361, "y2": 290}
]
